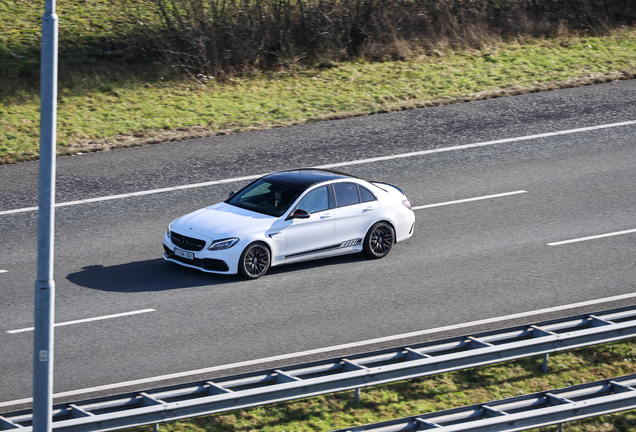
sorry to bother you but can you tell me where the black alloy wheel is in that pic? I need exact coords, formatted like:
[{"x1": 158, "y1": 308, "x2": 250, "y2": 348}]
[
  {"x1": 363, "y1": 222, "x2": 394, "y2": 259},
  {"x1": 239, "y1": 242, "x2": 271, "y2": 279}
]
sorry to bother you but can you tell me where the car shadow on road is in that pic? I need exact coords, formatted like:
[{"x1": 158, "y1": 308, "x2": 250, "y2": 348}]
[
  {"x1": 67, "y1": 254, "x2": 368, "y2": 292},
  {"x1": 266, "y1": 254, "x2": 366, "y2": 276},
  {"x1": 66, "y1": 259, "x2": 242, "y2": 292}
]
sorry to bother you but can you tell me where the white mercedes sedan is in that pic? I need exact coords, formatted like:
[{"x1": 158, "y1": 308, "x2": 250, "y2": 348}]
[{"x1": 163, "y1": 169, "x2": 415, "y2": 279}]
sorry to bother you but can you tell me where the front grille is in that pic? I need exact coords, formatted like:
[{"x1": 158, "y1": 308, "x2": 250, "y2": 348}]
[{"x1": 171, "y1": 232, "x2": 206, "y2": 251}]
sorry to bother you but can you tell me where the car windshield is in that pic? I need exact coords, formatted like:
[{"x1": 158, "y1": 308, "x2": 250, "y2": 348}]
[{"x1": 226, "y1": 179, "x2": 304, "y2": 217}]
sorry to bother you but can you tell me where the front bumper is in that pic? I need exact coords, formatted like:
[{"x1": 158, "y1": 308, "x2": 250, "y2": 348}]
[
  {"x1": 163, "y1": 244, "x2": 230, "y2": 272},
  {"x1": 163, "y1": 232, "x2": 240, "y2": 274}
]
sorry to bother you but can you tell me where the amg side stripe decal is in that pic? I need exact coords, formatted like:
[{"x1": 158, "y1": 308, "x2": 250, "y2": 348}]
[{"x1": 340, "y1": 238, "x2": 362, "y2": 248}]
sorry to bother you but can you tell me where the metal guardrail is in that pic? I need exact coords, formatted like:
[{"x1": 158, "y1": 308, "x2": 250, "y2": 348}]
[
  {"x1": 332, "y1": 373, "x2": 636, "y2": 431},
  {"x1": 3, "y1": 306, "x2": 636, "y2": 432}
]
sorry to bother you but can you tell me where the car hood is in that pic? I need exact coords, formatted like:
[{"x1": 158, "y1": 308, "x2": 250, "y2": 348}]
[{"x1": 171, "y1": 202, "x2": 277, "y2": 239}]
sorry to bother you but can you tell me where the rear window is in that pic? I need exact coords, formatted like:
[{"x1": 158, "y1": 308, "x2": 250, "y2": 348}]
[
  {"x1": 333, "y1": 182, "x2": 360, "y2": 207},
  {"x1": 359, "y1": 186, "x2": 376, "y2": 203}
]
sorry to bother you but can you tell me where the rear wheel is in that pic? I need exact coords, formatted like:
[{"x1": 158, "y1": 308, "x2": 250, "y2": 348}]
[
  {"x1": 363, "y1": 222, "x2": 394, "y2": 259},
  {"x1": 238, "y1": 242, "x2": 271, "y2": 279}
]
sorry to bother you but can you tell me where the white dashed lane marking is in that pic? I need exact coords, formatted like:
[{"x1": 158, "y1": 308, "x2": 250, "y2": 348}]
[
  {"x1": 7, "y1": 309, "x2": 156, "y2": 334},
  {"x1": 412, "y1": 191, "x2": 527, "y2": 210},
  {"x1": 1, "y1": 119, "x2": 635, "y2": 217},
  {"x1": 548, "y1": 228, "x2": 636, "y2": 246},
  {"x1": 3, "y1": 292, "x2": 636, "y2": 409}
]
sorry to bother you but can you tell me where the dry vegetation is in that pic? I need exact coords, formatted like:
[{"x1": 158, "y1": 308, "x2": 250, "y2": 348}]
[
  {"x1": 120, "y1": 0, "x2": 636, "y2": 76},
  {"x1": 2, "y1": 0, "x2": 636, "y2": 163}
]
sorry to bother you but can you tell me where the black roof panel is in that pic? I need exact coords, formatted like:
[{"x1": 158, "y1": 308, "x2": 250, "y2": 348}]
[{"x1": 263, "y1": 169, "x2": 352, "y2": 189}]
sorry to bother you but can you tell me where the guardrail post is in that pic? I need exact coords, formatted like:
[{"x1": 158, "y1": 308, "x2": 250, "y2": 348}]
[
  {"x1": 542, "y1": 353, "x2": 550, "y2": 373},
  {"x1": 354, "y1": 388, "x2": 361, "y2": 403}
]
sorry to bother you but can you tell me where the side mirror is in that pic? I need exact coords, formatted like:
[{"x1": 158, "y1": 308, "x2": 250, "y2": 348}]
[
  {"x1": 228, "y1": 191, "x2": 235, "y2": 198},
  {"x1": 288, "y1": 209, "x2": 310, "y2": 220}
]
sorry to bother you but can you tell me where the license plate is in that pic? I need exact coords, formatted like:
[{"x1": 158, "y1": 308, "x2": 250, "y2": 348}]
[{"x1": 174, "y1": 248, "x2": 194, "y2": 260}]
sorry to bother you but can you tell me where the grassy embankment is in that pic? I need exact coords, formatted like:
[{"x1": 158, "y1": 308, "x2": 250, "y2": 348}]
[
  {"x1": 133, "y1": 341, "x2": 636, "y2": 432},
  {"x1": 2, "y1": 0, "x2": 636, "y2": 163}
]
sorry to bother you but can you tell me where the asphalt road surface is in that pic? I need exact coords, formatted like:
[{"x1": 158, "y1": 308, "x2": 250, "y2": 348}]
[{"x1": 0, "y1": 80, "x2": 635, "y2": 406}]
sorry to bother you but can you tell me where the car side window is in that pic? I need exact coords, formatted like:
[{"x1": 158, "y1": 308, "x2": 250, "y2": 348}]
[
  {"x1": 333, "y1": 182, "x2": 361, "y2": 207},
  {"x1": 359, "y1": 186, "x2": 376, "y2": 202},
  {"x1": 297, "y1": 186, "x2": 329, "y2": 214}
]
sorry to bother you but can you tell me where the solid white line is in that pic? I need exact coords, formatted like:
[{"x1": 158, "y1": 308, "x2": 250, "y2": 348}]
[
  {"x1": 412, "y1": 190, "x2": 527, "y2": 210},
  {"x1": 0, "y1": 175, "x2": 265, "y2": 216},
  {"x1": 6, "y1": 309, "x2": 156, "y2": 334},
  {"x1": 314, "y1": 119, "x2": 636, "y2": 169},
  {"x1": 3, "y1": 291, "x2": 636, "y2": 408},
  {"x1": 1, "y1": 120, "x2": 635, "y2": 217},
  {"x1": 548, "y1": 228, "x2": 636, "y2": 246}
]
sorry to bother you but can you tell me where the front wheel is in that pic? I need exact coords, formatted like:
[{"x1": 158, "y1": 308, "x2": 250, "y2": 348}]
[
  {"x1": 238, "y1": 242, "x2": 271, "y2": 279},
  {"x1": 363, "y1": 222, "x2": 394, "y2": 259}
]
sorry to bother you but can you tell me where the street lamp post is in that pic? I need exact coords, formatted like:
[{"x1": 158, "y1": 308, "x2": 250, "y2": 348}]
[{"x1": 33, "y1": 0, "x2": 58, "y2": 430}]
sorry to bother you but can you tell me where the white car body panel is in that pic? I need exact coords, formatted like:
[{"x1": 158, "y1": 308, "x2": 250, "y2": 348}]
[
  {"x1": 174, "y1": 202, "x2": 276, "y2": 239},
  {"x1": 282, "y1": 210, "x2": 335, "y2": 259},
  {"x1": 163, "y1": 170, "x2": 414, "y2": 277},
  {"x1": 333, "y1": 201, "x2": 378, "y2": 245}
]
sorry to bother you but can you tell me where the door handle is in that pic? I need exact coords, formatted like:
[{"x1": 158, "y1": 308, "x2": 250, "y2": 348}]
[
  {"x1": 362, "y1": 206, "x2": 375, "y2": 213},
  {"x1": 320, "y1": 213, "x2": 332, "y2": 219}
]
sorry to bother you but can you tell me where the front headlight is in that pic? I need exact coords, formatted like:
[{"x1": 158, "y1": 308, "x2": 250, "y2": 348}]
[
  {"x1": 209, "y1": 238, "x2": 240, "y2": 250},
  {"x1": 167, "y1": 222, "x2": 174, "y2": 237}
]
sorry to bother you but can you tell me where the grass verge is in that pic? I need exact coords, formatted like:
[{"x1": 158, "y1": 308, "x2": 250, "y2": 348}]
[
  {"x1": 123, "y1": 340, "x2": 636, "y2": 432},
  {"x1": 2, "y1": 27, "x2": 636, "y2": 163}
]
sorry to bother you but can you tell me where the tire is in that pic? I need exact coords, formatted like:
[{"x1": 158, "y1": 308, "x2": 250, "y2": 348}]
[
  {"x1": 363, "y1": 222, "x2": 394, "y2": 259},
  {"x1": 238, "y1": 242, "x2": 271, "y2": 279}
]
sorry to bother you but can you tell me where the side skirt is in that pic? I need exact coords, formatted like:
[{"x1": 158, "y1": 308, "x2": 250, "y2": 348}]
[{"x1": 275, "y1": 244, "x2": 363, "y2": 266}]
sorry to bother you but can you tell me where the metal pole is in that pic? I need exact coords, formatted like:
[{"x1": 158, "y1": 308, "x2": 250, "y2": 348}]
[{"x1": 33, "y1": 0, "x2": 58, "y2": 429}]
